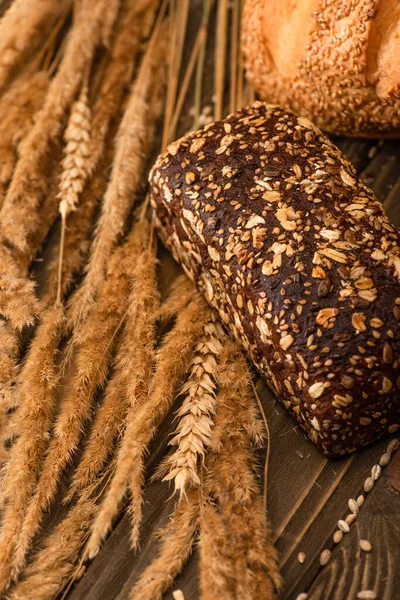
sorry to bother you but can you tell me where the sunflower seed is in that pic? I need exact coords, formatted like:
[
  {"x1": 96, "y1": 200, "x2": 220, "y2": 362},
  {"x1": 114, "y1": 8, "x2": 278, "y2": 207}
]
[
  {"x1": 359, "y1": 539, "x2": 372, "y2": 552},
  {"x1": 338, "y1": 519, "x2": 350, "y2": 533}
]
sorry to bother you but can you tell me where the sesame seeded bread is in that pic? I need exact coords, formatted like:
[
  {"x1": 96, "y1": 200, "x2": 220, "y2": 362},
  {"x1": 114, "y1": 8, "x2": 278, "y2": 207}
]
[
  {"x1": 242, "y1": 0, "x2": 400, "y2": 137},
  {"x1": 149, "y1": 102, "x2": 400, "y2": 456}
]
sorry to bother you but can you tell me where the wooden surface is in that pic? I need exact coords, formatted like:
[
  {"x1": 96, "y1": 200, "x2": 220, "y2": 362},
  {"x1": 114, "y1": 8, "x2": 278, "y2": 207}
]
[{"x1": 24, "y1": 3, "x2": 399, "y2": 600}]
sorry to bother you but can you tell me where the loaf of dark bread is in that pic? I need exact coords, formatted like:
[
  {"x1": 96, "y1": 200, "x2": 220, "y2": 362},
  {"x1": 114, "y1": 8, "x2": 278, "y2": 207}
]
[{"x1": 149, "y1": 101, "x2": 400, "y2": 456}]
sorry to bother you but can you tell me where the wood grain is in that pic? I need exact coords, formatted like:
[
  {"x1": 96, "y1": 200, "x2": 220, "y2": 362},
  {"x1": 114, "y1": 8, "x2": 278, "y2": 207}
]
[{"x1": 13, "y1": 2, "x2": 398, "y2": 599}]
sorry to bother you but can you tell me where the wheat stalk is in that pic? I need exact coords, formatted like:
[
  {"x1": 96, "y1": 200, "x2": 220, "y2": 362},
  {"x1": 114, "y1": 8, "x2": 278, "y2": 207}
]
[
  {"x1": 214, "y1": 0, "x2": 228, "y2": 120},
  {"x1": 127, "y1": 491, "x2": 199, "y2": 600},
  {"x1": 84, "y1": 292, "x2": 210, "y2": 559},
  {"x1": 159, "y1": 313, "x2": 224, "y2": 495}
]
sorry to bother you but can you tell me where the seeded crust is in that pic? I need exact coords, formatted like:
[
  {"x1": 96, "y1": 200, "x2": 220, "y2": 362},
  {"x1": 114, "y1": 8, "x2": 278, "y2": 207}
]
[
  {"x1": 149, "y1": 102, "x2": 400, "y2": 456},
  {"x1": 242, "y1": 0, "x2": 400, "y2": 137}
]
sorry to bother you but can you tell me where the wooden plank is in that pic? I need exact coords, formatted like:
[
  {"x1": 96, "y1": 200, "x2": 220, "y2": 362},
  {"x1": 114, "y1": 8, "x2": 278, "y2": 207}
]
[{"x1": 47, "y1": 2, "x2": 400, "y2": 599}]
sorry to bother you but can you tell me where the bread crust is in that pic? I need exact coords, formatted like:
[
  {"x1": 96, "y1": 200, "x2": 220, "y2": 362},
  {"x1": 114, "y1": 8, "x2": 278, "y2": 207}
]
[
  {"x1": 149, "y1": 102, "x2": 400, "y2": 455},
  {"x1": 242, "y1": 0, "x2": 400, "y2": 137}
]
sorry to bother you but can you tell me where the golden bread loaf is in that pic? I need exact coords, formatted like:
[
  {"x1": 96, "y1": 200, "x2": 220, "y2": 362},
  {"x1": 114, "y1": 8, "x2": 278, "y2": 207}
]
[{"x1": 242, "y1": 0, "x2": 400, "y2": 137}]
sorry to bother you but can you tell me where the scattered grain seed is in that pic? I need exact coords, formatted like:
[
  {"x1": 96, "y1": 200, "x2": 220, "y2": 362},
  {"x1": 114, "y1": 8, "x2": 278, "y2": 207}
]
[
  {"x1": 359, "y1": 539, "x2": 372, "y2": 552},
  {"x1": 320, "y1": 549, "x2": 331, "y2": 566},
  {"x1": 371, "y1": 464, "x2": 381, "y2": 481},
  {"x1": 333, "y1": 530, "x2": 343, "y2": 544},
  {"x1": 357, "y1": 591, "x2": 377, "y2": 599},
  {"x1": 296, "y1": 593, "x2": 308, "y2": 600},
  {"x1": 387, "y1": 439, "x2": 400, "y2": 454},
  {"x1": 297, "y1": 551, "x2": 306, "y2": 564},
  {"x1": 348, "y1": 498, "x2": 359, "y2": 515},
  {"x1": 172, "y1": 591, "x2": 185, "y2": 600},
  {"x1": 363, "y1": 477, "x2": 375, "y2": 493},
  {"x1": 379, "y1": 452, "x2": 391, "y2": 467},
  {"x1": 357, "y1": 495, "x2": 365, "y2": 507},
  {"x1": 346, "y1": 513, "x2": 357, "y2": 525},
  {"x1": 338, "y1": 519, "x2": 350, "y2": 533}
]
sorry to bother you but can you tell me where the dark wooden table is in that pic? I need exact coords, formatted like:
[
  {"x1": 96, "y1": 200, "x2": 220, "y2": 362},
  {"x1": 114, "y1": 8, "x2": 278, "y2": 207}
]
[{"x1": 45, "y1": 3, "x2": 399, "y2": 599}]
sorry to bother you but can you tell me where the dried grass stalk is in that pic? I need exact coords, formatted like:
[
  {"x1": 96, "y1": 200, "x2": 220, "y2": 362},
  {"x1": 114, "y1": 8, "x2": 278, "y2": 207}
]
[
  {"x1": 214, "y1": 0, "x2": 228, "y2": 120},
  {"x1": 0, "y1": 71, "x2": 49, "y2": 210},
  {"x1": 128, "y1": 491, "x2": 199, "y2": 600},
  {"x1": 7, "y1": 496, "x2": 96, "y2": 600},
  {"x1": 69, "y1": 20, "x2": 168, "y2": 325},
  {"x1": 0, "y1": 0, "x2": 114, "y2": 252},
  {"x1": 89, "y1": 0, "x2": 159, "y2": 164},
  {"x1": 85, "y1": 293, "x2": 210, "y2": 559},
  {"x1": 158, "y1": 274, "x2": 200, "y2": 321},
  {"x1": 199, "y1": 341, "x2": 281, "y2": 599},
  {"x1": 3, "y1": 221, "x2": 151, "y2": 584},
  {"x1": 67, "y1": 226, "x2": 159, "y2": 501},
  {"x1": 0, "y1": 305, "x2": 64, "y2": 594},
  {"x1": 0, "y1": 0, "x2": 71, "y2": 93},
  {"x1": 159, "y1": 313, "x2": 224, "y2": 494}
]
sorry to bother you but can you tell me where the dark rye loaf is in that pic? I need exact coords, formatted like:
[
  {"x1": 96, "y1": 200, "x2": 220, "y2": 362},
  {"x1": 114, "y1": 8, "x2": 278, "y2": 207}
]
[{"x1": 149, "y1": 101, "x2": 400, "y2": 456}]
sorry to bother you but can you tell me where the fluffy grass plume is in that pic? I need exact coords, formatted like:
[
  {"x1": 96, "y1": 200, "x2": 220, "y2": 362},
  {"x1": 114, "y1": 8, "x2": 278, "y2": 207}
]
[
  {"x1": 0, "y1": 0, "x2": 71, "y2": 93},
  {"x1": 70, "y1": 16, "x2": 168, "y2": 325},
  {"x1": 84, "y1": 292, "x2": 210, "y2": 559},
  {"x1": 199, "y1": 340, "x2": 281, "y2": 600},
  {"x1": 67, "y1": 223, "x2": 159, "y2": 501},
  {"x1": 0, "y1": 221, "x2": 151, "y2": 589},
  {"x1": 128, "y1": 491, "x2": 199, "y2": 600}
]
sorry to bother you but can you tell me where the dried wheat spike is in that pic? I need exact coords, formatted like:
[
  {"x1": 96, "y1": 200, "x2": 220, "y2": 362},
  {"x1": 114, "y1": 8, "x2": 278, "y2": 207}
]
[
  {"x1": 0, "y1": 222, "x2": 150, "y2": 588},
  {"x1": 57, "y1": 83, "x2": 91, "y2": 303},
  {"x1": 69, "y1": 19, "x2": 168, "y2": 326},
  {"x1": 199, "y1": 340, "x2": 281, "y2": 599},
  {"x1": 58, "y1": 85, "x2": 91, "y2": 219},
  {"x1": 127, "y1": 491, "x2": 199, "y2": 600},
  {"x1": 84, "y1": 292, "x2": 210, "y2": 559},
  {"x1": 160, "y1": 313, "x2": 225, "y2": 494},
  {"x1": 0, "y1": 0, "x2": 71, "y2": 93}
]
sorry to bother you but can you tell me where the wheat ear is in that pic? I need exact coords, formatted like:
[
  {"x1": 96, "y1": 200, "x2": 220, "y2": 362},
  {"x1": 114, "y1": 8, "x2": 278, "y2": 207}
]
[
  {"x1": 67, "y1": 225, "x2": 159, "y2": 501},
  {"x1": 127, "y1": 491, "x2": 199, "y2": 600},
  {"x1": 0, "y1": 0, "x2": 71, "y2": 94},
  {"x1": 0, "y1": 0, "x2": 115, "y2": 253},
  {"x1": 56, "y1": 82, "x2": 91, "y2": 304},
  {"x1": 69, "y1": 18, "x2": 168, "y2": 326},
  {"x1": 199, "y1": 341, "x2": 281, "y2": 599},
  {"x1": 159, "y1": 312, "x2": 225, "y2": 494},
  {"x1": 84, "y1": 293, "x2": 209, "y2": 559},
  {"x1": 3, "y1": 221, "x2": 150, "y2": 585}
]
